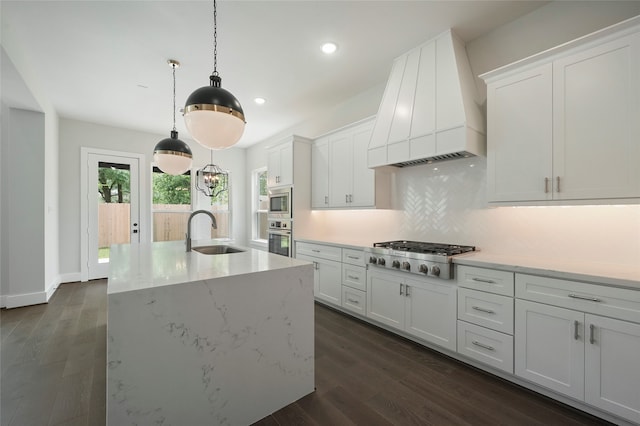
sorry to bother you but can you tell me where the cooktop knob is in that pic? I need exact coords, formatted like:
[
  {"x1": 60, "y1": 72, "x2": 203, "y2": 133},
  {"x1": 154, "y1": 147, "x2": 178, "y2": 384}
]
[
  {"x1": 377, "y1": 258, "x2": 386, "y2": 266},
  {"x1": 418, "y1": 264, "x2": 428, "y2": 274},
  {"x1": 402, "y1": 261, "x2": 411, "y2": 271},
  {"x1": 392, "y1": 260, "x2": 400, "y2": 268},
  {"x1": 369, "y1": 256, "x2": 377, "y2": 264},
  {"x1": 431, "y1": 265, "x2": 441, "y2": 276}
]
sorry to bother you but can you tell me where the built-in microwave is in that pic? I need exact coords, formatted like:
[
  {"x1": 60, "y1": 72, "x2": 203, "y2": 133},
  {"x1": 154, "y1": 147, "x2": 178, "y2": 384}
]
[{"x1": 268, "y1": 186, "x2": 292, "y2": 219}]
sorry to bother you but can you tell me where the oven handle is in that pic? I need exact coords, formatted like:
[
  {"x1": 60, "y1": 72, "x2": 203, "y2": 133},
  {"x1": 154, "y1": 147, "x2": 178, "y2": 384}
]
[{"x1": 268, "y1": 229, "x2": 292, "y2": 236}]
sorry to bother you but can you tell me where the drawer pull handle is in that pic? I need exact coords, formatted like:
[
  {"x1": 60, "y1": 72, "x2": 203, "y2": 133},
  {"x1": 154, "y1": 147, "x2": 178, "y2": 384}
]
[
  {"x1": 311, "y1": 249, "x2": 321, "y2": 253},
  {"x1": 347, "y1": 255, "x2": 359, "y2": 260},
  {"x1": 472, "y1": 341, "x2": 495, "y2": 351},
  {"x1": 568, "y1": 293, "x2": 601, "y2": 302},
  {"x1": 589, "y1": 324, "x2": 596, "y2": 345},
  {"x1": 347, "y1": 298, "x2": 359, "y2": 304},
  {"x1": 400, "y1": 284, "x2": 404, "y2": 296},
  {"x1": 472, "y1": 277, "x2": 495, "y2": 284},
  {"x1": 574, "y1": 320, "x2": 580, "y2": 340},
  {"x1": 472, "y1": 306, "x2": 495, "y2": 314},
  {"x1": 347, "y1": 275, "x2": 359, "y2": 280},
  {"x1": 405, "y1": 285, "x2": 411, "y2": 297}
]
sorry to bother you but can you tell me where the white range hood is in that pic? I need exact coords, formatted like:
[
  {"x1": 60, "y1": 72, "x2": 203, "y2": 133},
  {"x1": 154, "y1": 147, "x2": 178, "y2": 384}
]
[{"x1": 368, "y1": 30, "x2": 485, "y2": 168}]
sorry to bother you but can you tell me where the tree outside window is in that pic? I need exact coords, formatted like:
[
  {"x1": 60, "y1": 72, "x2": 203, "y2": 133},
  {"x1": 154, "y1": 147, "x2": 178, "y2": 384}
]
[{"x1": 152, "y1": 167, "x2": 191, "y2": 242}]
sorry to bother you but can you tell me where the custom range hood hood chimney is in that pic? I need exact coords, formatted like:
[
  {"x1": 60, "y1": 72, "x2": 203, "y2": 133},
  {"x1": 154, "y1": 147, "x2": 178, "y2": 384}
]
[{"x1": 368, "y1": 30, "x2": 485, "y2": 168}]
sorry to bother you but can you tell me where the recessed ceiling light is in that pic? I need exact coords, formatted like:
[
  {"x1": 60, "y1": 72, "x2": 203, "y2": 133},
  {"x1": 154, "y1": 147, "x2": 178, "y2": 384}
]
[
  {"x1": 254, "y1": 97, "x2": 266, "y2": 105},
  {"x1": 321, "y1": 42, "x2": 338, "y2": 54}
]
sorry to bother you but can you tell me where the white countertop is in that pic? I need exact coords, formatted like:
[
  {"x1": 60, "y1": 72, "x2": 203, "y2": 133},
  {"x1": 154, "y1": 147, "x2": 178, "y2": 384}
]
[
  {"x1": 295, "y1": 237, "x2": 640, "y2": 291},
  {"x1": 454, "y1": 252, "x2": 640, "y2": 290},
  {"x1": 108, "y1": 240, "x2": 310, "y2": 294}
]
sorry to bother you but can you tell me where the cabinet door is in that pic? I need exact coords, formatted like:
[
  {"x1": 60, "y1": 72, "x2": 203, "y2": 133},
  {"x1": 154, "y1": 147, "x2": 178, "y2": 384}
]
[
  {"x1": 515, "y1": 300, "x2": 584, "y2": 400},
  {"x1": 350, "y1": 123, "x2": 375, "y2": 207},
  {"x1": 278, "y1": 143, "x2": 293, "y2": 187},
  {"x1": 553, "y1": 33, "x2": 640, "y2": 200},
  {"x1": 585, "y1": 315, "x2": 640, "y2": 423},
  {"x1": 366, "y1": 270, "x2": 405, "y2": 330},
  {"x1": 404, "y1": 277, "x2": 457, "y2": 351},
  {"x1": 266, "y1": 148, "x2": 281, "y2": 187},
  {"x1": 328, "y1": 133, "x2": 352, "y2": 207},
  {"x1": 311, "y1": 138, "x2": 329, "y2": 208},
  {"x1": 315, "y1": 258, "x2": 342, "y2": 306},
  {"x1": 486, "y1": 64, "x2": 553, "y2": 202}
]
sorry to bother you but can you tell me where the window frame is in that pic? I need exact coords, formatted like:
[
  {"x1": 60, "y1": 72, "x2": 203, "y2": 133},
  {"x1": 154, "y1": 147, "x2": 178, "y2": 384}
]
[{"x1": 252, "y1": 167, "x2": 269, "y2": 245}]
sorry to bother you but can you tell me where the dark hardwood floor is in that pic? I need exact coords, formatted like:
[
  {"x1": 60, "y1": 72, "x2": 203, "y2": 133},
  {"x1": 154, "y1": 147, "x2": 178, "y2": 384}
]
[{"x1": 1, "y1": 281, "x2": 612, "y2": 426}]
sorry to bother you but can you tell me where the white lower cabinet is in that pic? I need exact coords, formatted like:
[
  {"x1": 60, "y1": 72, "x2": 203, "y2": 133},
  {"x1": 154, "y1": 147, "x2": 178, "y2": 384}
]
[
  {"x1": 515, "y1": 281, "x2": 640, "y2": 424},
  {"x1": 367, "y1": 269, "x2": 457, "y2": 351},
  {"x1": 296, "y1": 254, "x2": 342, "y2": 306},
  {"x1": 515, "y1": 299, "x2": 585, "y2": 400}
]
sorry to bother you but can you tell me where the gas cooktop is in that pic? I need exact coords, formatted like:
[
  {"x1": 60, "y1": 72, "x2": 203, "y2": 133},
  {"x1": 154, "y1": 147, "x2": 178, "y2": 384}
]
[
  {"x1": 372, "y1": 240, "x2": 476, "y2": 257},
  {"x1": 364, "y1": 240, "x2": 476, "y2": 279}
]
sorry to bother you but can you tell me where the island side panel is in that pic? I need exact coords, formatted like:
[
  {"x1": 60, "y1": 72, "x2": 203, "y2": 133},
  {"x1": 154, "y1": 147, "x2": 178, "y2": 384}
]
[{"x1": 107, "y1": 264, "x2": 314, "y2": 426}]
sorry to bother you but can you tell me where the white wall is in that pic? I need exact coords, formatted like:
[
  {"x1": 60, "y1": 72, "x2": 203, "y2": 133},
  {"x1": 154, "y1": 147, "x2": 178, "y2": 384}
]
[
  {"x1": 1, "y1": 42, "x2": 60, "y2": 308},
  {"x1": 58, "y1": 118, "x2": 246, "y2": 279}
]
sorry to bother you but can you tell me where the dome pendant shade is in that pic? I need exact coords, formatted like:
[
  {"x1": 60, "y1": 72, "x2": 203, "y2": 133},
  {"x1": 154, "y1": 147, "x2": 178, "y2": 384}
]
[
  {"x1": 184, "y1": 75, "x2": 246, "y2": 150},
  {"x1": 153, "y1": 130, "x2": 193, "y2": 175}
]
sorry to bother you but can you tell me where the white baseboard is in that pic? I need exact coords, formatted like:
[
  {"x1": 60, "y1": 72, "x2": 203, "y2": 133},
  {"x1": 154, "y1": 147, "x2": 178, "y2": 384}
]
[
  {"x1": 4, "y1": 290, "x2": 48, "y2": 309},
  {"x1": 1, "y1": 273, "x2": 78, "y2": 309},
  {"x1": 59, "y1": 272, "x2": 81, "y2": 284}
]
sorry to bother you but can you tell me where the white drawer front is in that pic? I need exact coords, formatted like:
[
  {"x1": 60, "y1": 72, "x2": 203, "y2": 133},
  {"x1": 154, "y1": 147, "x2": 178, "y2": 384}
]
[
  {"x1": 457, "y1": 321, "x2": 514, "y2": 374},
  {"x1": 342, "y1": 264, "x2": 366, "y2": 291},
  {"x1": 457, "y1": 265, "x2": 514, "y2": 297},
  {"x1": 342, "y1": 248, "x2": 365, "y2": 266},
  {"x1": 458, "y1": 288, "x2": 514, "y2": 334},
  {"x1": 296, "y1": 242, "x2": 342, "y2": 262},
  {"x1": 516, "y1": 274, "x2": 640, "y2": 324},
  {"x1": 342, "y1": 286, "x2": 366, "y2": 316}
]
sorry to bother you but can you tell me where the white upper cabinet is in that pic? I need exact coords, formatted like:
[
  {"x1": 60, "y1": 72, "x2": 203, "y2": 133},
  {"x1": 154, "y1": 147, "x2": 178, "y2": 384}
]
[
  {"x1": 266, "y1": 135, "x2": 312, "y2": 189},
  {"x1": 486, "y1": 64, "x2": 553, "y2": 202},
  {"x1": 311, "y1": 137, "x2": 329, "y2": 208},
  {"x1": 312, "y1": 118, "x2": 391, "y2": 209},
  {"x1": 482, "y1": 18, "x2": 640, "y2": 203},
  {"x1": 267, "y1": 141, "x2": 293, "y2": 188},
  {"x1": 368, "y1": 30, "x2": 485, "y2": 168}
]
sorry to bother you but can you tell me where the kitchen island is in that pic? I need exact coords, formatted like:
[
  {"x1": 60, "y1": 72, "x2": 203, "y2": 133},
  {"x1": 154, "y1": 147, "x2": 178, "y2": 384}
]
[{"x1": 107, "y1": 240, "x2": 314, "y2": 426}]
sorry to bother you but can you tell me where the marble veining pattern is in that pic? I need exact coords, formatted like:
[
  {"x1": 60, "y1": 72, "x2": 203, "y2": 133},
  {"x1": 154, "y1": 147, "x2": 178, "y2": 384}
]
[{"x1": 107, "y1": 265, "x2": 314, "y2": 426}]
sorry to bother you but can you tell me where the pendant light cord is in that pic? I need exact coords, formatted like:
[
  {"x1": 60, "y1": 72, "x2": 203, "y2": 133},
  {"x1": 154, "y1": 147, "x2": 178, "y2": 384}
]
[
  {"x1": 212, "y1": 0, "x2": 218, "y2": 77},
  {"x1": 172, "y1": 63, "x2": 177, "y2": 132}
]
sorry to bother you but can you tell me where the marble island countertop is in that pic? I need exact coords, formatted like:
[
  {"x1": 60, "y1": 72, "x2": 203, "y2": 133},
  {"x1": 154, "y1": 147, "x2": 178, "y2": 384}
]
[{"x1": 108, "y1": 239, "x2": 310, "y2": 294}]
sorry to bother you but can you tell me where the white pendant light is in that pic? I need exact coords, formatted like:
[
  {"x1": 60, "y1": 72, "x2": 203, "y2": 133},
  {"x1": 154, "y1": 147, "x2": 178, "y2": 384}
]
[
  {"x1": 184, "y1": 0, "x2": 245, "y2": 150},
  {"x1": 153, "y1": 60, "x2": 193, "y2": 175}
]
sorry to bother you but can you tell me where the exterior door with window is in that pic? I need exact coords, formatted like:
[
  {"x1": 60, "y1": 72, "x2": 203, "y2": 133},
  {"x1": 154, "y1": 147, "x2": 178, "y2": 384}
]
[{"x1": 82, "y1": 149, "x2": 142, "y2": 281}]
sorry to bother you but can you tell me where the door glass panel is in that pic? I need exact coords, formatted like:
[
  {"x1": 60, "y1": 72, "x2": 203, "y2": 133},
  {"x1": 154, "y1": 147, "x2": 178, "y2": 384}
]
[{"x1": 97, "y1": 161, "x2": 131, "y2": 263}]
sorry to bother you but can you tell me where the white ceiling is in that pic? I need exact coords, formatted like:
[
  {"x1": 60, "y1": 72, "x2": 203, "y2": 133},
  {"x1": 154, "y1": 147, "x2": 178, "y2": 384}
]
[{"x1": 2, "y1": 1, "x2": 547, "y2": 148}]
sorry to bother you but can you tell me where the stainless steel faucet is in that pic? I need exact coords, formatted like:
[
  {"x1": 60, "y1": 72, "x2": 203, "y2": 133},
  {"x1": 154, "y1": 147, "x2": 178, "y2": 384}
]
[{"x1": 186, "y1": 210, "x2": 217, "y2": 252}]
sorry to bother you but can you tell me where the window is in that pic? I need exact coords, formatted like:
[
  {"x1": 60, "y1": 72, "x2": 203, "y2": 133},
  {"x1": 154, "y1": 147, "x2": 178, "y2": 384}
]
[
  {"x1": 152, "y1": 167, "x2": 191, "y2": 242},
  {"x1": 253, "y1": 168, "x2": 268, "y2": 241},
  {"x1": 208, "y1": 178, "x2": 231, "y2": 239}
]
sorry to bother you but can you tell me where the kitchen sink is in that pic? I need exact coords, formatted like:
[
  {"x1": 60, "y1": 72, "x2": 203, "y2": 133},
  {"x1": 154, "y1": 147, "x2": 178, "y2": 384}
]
[{"x1": 192, "y1": 245, "x2": 245, "y2": 255}]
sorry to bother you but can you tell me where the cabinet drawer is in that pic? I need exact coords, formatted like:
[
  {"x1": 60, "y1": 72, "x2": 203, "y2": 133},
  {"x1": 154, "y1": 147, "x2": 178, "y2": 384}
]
[
  {"x1": 458, "y1": 288, "x2": 514, "y2": 334},
  {"x1": 342, "y1": 286, "x2": 366, "y2": 316},
  {"x1": 516, "y1": 274, "x2": 640, "y2": 324},
  {"x1": 457, "y1": 321, "x2": 514, "y2": 374},
  {"x1": 457, "y1": 265, "x2": 514, "y2": 296},
  {"x1": 296, "y1": 242, "x2": 342, "y2": 262},
  {"x1": 342, "y1": 248, "x2": 365, "y2": 266},
  {"x1": 342, "y1": 264, "x2": 366, "y2": 291}
]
